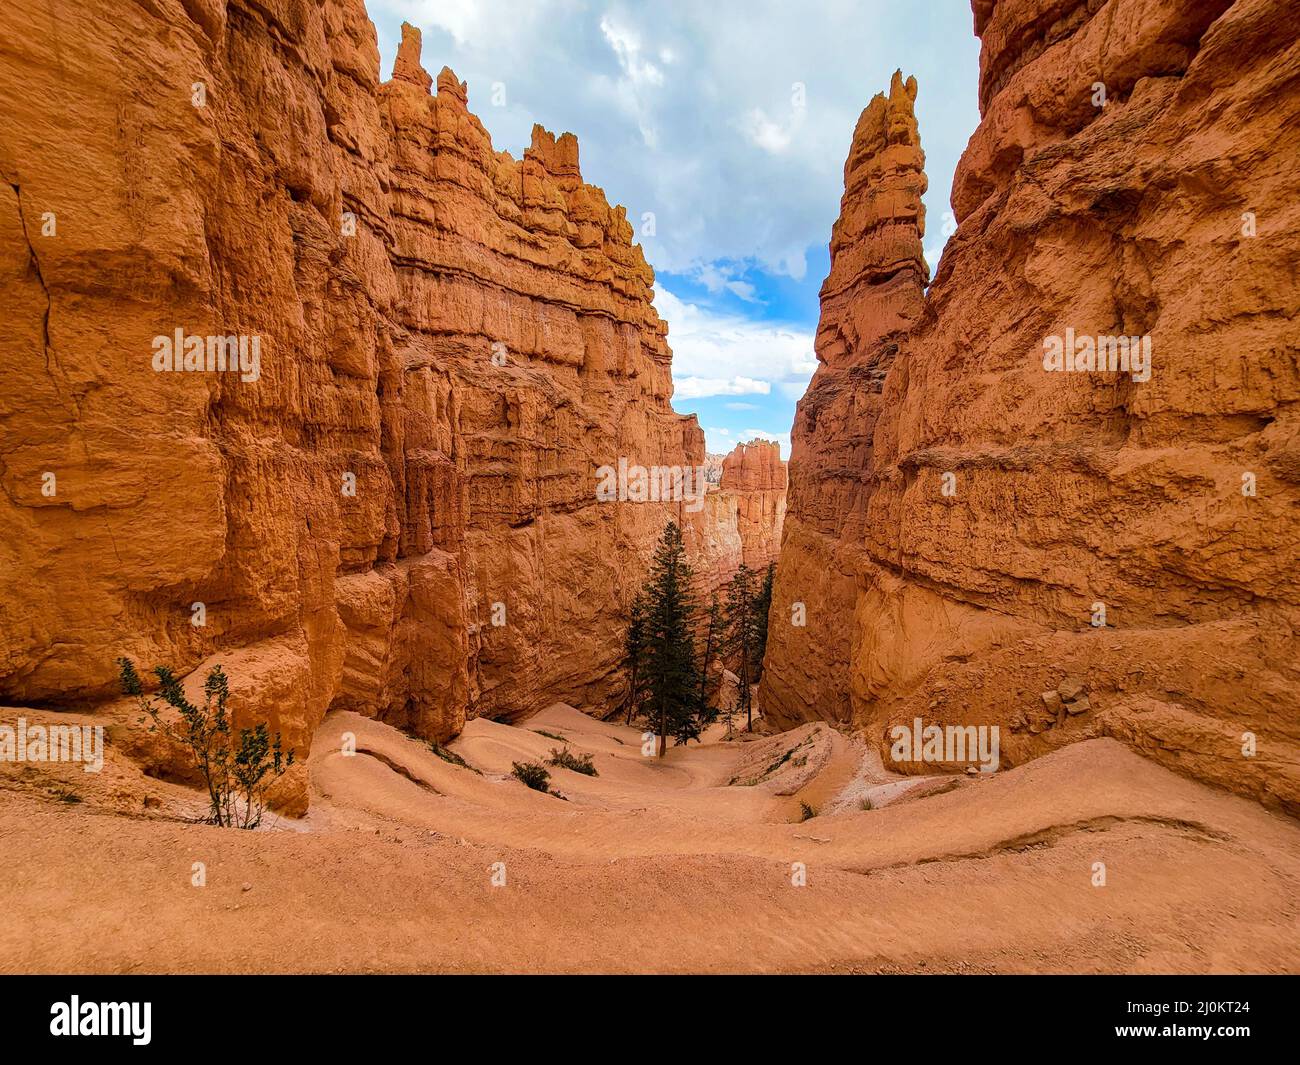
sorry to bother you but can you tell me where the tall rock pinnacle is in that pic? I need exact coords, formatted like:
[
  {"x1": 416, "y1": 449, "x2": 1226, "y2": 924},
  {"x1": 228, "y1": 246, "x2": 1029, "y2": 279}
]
[{"x1": 760, "y1": 72, "x2": 929, "y2": 728}]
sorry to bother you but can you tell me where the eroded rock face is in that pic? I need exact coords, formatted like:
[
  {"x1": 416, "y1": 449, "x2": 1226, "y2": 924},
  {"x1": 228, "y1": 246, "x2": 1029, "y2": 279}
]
[
  {"x1": 0, "y1": 3, "x2": 732, "y2": 805},
  {"x1": 763, "y1": 0, "x2": 1300, "y2": 813},
  {"x1": 762, "y1": 71, "x2": 929, "y2": 729}
]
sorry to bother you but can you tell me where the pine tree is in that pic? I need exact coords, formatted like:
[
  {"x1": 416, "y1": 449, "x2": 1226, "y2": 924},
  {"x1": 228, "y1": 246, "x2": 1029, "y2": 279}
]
[
  {"x1": 640, "y1": 522, "x2": 701, "y2": 756},
  {"x1": 752, "y1": 561, "x2": 775, "y2": 683},
  {"x1": 696, "y1": 593, "x2": 724, "y2": 727},
  {"x1": 725, "y1": 564, "x2": 759, "y2": 732},
  {"x1": 622, "y1": 590, "x2": 651, "y2": 724}
]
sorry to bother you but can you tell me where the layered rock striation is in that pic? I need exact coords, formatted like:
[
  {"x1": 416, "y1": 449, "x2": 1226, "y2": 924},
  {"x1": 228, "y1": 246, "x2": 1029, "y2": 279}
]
[
  {"x1": 0, "y1": 2, "x2": 752, "y2": 806},
  {"x1": 763, "y1": 0, "x2": 1300, "y2": 812},
  {"x1": 716, "y1": 439, "x2": 787, "y2": 577}
]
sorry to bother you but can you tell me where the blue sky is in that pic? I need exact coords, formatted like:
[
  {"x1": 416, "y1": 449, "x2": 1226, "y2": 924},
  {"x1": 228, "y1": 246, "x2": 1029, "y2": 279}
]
[{"x1": 368, "y1": 1, "x2": 982, "y2": 457}]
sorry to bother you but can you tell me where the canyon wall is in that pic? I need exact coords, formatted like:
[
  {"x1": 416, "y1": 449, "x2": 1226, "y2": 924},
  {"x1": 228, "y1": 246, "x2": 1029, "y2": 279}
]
[
  {"x1": 0, "y1": 1, "x2": 746, "y2": 807},
  {"x1": 719, "y1": 439, "x2": 786, "y2": 576},
  {"x1": 763, "y1": 0, "x2": 1300, "y2": 813}
]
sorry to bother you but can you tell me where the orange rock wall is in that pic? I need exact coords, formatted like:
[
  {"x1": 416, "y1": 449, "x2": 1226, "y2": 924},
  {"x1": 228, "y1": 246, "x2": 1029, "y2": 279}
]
[
  {"x1": 762, "y1": 71, "x2": 929, "y2": 728},
  {"x1": 0, "y1": 2, "x2": 732, "y2": 784},
  {"x1": 763, "y1": 0, "x2": 1300, "y2": 813},
  {"x1": 679, "y1": 440, "x2": 787, "y2": 603}
]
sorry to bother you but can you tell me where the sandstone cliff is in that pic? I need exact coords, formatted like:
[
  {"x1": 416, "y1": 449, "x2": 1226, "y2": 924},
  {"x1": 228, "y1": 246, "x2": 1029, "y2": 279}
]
[
  {"x1": 0, "y1": 2, "x2": 761, "y2": 808},
  {"x1": 763, "y1": 0, "x2": 1300, "y2": 813}
]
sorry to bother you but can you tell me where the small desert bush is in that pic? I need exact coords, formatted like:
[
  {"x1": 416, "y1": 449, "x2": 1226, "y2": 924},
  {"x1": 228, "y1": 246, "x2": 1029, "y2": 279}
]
[
  {"x1": 547, "y1": 746, "x2": 597, "y2": 776},
  {"x1": 512, "y1": 761, "x2": 552, "y2": 793},
  {"x1": 430, "y1": 742, "x2": 479, "y2": 774},
  {"x1": 799, "y1": 801, "x2": 817, "y2": 822},
  {"x1": 765, "y1": 736, "x2": 811, "y2": 778},
  {"x1": 118, "y1": 657, "x2": 293, "y2": 830},
  {"x1": 532, "y1": 729, "x2": 567, "y2": 742}
]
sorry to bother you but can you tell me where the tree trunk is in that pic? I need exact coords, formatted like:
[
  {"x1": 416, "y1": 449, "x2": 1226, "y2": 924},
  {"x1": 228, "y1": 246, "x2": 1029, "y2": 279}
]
[
  {"x1": 624, "y1": 663, "x2": 638, "y2": 725},
  {"x1": 697, "y1": 624, "x2": 715, "y2": 716},
  {"x1": 740, "y1": 636, "x2": 753, "y2": 732}
]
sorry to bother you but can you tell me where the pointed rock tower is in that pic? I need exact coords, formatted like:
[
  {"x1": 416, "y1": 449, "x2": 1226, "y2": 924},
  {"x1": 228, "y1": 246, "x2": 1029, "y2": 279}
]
[{"x1": 761, "y1": 71, "x2": 928, "y2": 728}]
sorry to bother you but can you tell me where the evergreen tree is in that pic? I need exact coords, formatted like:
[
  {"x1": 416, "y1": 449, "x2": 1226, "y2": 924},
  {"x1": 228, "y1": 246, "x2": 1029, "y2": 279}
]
[
  {"x1": 696, "y1": 593, "x2": 724, "y2": 726},
  {"x1": 752, "y1": 561, "x2": 775, "y2": 683},
  {"x1": 640, "y1": 522, "x2": 701, "y2": 755},
  {"x1": 622, "y1": 590, "x2": 651, "y2": 724},
  {"x1": 725, "y1": 564, "x2": 760, "y2": 732}
]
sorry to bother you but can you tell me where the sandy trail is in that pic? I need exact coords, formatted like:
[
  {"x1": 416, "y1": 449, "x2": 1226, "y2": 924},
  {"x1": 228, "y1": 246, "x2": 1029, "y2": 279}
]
[{"x1": 2, "y1": 703, "x2": 1298, "y2": 973}]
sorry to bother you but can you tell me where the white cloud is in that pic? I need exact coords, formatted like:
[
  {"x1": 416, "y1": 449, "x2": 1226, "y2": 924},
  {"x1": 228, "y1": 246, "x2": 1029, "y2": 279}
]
[
  {"x1": 600, "y1": 16, "x2": 665, "y2": 87},
  {"x1": 685, "y1": 262, "x2": 763, "y2": 304},
  {"x1": 738, "y1": 97, "x2": 808, "y2": 156},
  {"x1": 724, "y1": 401, "x2": 760, "y2": 411},
  {"x1": 656, "y1": 287, "x2": 816, "y2": 393},
  {"x1": 373, "y1": 0, "x2": 982, "y2": 283},
  {"x1": 674, "y1": 376, "x2": 771, "y2": 399},
  {"x1": 740, "y1": 108, "x2": 794, "y2": 153},
  {"x1": 693, "y1": 262, "x2": 733, "y2": 294}
]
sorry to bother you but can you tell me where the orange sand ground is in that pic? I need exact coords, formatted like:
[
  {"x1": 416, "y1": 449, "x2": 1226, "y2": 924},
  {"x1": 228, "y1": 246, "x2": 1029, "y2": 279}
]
[{"x1": 2, "y1": 704, "x2": 1298, "y2": 973}]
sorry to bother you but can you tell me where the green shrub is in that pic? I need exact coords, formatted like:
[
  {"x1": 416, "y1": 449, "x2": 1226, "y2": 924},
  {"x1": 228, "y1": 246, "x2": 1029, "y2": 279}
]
[
  {"x1": 512, "y1": 761, "x2": 552, "y2": 793},
  {"x1": 547, "y1": 746, "x2": 597, "y2": 777},
  {"x1": 118, "y1": 657, "x2": 293, "y2": 830},
  {"x1": 799, "y1": 801, "x2": 817, "y2": 822},
  {"x1": 430, "y1": 742, "x2": 479, "y2": 774},
  {"x1": 532, "y1": 729, "x2": 568, "y2": 742}
]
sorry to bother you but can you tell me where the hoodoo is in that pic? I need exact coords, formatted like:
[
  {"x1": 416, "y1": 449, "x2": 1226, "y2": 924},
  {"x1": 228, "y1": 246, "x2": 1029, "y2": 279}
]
[{"x1": 762, "y1": 70, "x2": 929, "y2": 730}]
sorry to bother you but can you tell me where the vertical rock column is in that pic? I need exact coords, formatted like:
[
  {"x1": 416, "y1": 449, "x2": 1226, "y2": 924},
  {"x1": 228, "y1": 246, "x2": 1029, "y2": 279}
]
[{"x1": 760, "y1": 72, "x2": 928, "y2": 727}]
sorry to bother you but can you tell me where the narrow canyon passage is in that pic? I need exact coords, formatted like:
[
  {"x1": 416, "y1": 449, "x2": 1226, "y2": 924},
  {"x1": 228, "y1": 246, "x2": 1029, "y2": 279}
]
[
  {"x1": 2, "y1": 703, "x2": 1298, "y2": 973},
  {"x1": 0, "y1": 0, "x2": 1297, "y2": 983}
]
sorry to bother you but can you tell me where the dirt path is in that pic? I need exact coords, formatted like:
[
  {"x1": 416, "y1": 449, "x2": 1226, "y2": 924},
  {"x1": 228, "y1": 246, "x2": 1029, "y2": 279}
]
[{"x1": 2, "y1": 704, "x2": 1298, "y2": 973}]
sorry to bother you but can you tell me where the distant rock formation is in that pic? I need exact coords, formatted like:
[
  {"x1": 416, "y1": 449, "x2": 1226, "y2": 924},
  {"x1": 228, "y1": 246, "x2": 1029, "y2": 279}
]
[
  {"x1": 702, "y1": 453, "x2": 727, "y2": 485},
  {"x1": 762, "y1": 0, "x2": 1300, "y2": 814},
  {"x1": 690, "y1": 440, "x2": 787, "y2": 596},
  {"x1": 718, "y1": 439, "x2": 787, "y2": 574}
]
